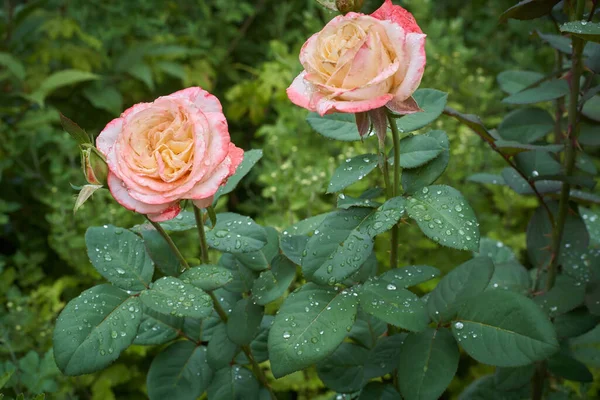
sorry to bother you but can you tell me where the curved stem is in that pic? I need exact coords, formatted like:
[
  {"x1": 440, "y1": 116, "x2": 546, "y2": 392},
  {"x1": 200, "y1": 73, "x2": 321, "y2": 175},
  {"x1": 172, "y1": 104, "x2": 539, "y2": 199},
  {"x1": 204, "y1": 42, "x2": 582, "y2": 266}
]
[
  {"x1": 193, "y1": 206, "x2": 210, "y2": 264},
  {"x1": 147, "y1": 218, "x2": 190, "y2": 270},
  {"x1": 546, "y1": 0, "x2": 586, "y2": 292},
  {"x1": 387, "y1": 113, "x2": 403, "y2": 269}
]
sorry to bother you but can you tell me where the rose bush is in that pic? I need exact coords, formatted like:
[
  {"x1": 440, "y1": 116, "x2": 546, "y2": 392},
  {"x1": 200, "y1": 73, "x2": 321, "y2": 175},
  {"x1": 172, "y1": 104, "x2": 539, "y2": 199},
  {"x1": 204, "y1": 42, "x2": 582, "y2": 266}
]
[
  {"x1": 96, "y1": 87, "x2": 244, "y2": 221},
  {"x1": 287, "y1": 0, "x2": 426, "y2": 115}
]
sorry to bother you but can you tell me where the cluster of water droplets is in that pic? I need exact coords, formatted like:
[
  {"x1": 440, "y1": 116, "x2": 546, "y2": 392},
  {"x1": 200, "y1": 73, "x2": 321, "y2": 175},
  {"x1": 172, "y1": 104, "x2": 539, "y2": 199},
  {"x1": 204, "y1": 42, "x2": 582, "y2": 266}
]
[
  {"x1": 141, "y1": 278, "x2": 211, "y2": 318},
  {"x1": 453, "y1": 321, "x2": 480, "y2": 342},
  {"x1": 328, "y1": 154, "x2": 377, "y2": 191}
]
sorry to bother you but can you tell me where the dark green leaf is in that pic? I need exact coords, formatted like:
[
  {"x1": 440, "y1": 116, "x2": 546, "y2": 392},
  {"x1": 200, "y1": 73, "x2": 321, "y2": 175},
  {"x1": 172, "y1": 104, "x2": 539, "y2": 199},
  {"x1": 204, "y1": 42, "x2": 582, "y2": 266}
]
[
  {"x1": 317, "y1": 342, "x2": 369, "y2": 393},
  {"x1": 576, "y1": 152, "x2": 598, "y2": 175},
  {"x1": 343, "y1": 251, "x2": 378, "y2": 285},
  {"x1": 227, "y1": 298, "x2": 264, "y2": 346},
  {"x1": 358, "y1": 382, "x2": 402, "y2": 400},
  {"x1": 402, "y1": 130, "x2": 450, "y2": 193},
  {"x1": 585, "y1": 281, "x2": 600, "y2": 315},
  {"x1": 219, "y1": 253, "x2": 258, "y2": 293},
  {"x1": 476, "y1": 238, "x2": 517, "y2": 263},
  {"x1": 86, "y1": 225, "x2": 154, "y2": 291},
  {"x1": 29, "y1": 69, "x2": 99, "y2": 105},
  {"x1": 497, "y1": 70, "x2": 544, "y2": 94},
  {"x1": 534, "y1": 275, "x2": 585, "y2": 317},
  {"x1": 406, "y1": 185, "x2": 480, "y2": 251},
  {"x1": 487, "y1": 261, "x2": 531, "y2": 294},
  {"x1": 494, "y1": 141, "x2": 563, "y2": 155},
  {"x1": 268, "y1": 284, "x2": 358, "y2": 378},
  {"x1": 494, "y1": 365, "x2": 535, "y2": 391},
  {"x1": 390, "y1": 135, "x2": 443, "y2": 169},
  {"x1": 453, "y1": 290, "x2": 559, "y2": 367},
  {"x1": 159, "y1": 211, "x2": 196, "y2": 231},
  {"x1": 502, "y1": 168, "x2": 561, "y2": 195},
  {"x1": 59, "y1": 113, "x2": 91, "y2": 145},
  {"x1": 365, "y1": 334, "x2": 405, "y2": 379},
  {"x1": 82, "y1": 84, "x2": 123, "y2": 116},
  {"x1": 53, "y1": 284, "x2": 142, "y2": 375},
  {"x1": 252, "y1": 255, "x2": 296, "y2": 305},
  {"x1": 394, "y1": 89, "x2": 448, "y2": 133},
  {"x1": 459, "y1": 375, "x2": 529, "y2": 400},
  {"x1": 499, "y1": 0, "x2": 561, "y2": 22},
  {"x1": 537, "y1": 31, "x2": 572, "y2": 54},
  {"x1": 582, "y1": 95, "x2": 600, "y2": 122},
  {"x1": 207, "y1": 323, "x2": 239, "y2": 370},
  {"x1": 569, "y1": 324, "x2": 600, "y2": 367},
  {"x1": 337, "y1": 193, "x2": 382, "y2": 210},
  {"x1": 547, "y1": 348, "x2": 593, "y2": 382},
  {"x1": 207, "y1": 366, "x2": 260, "y2": 400},
  {"x1": 554, "y1": 308, "x2": 600, "y2": 339},
  {"x1": 0, "y1": 52, "x2": 25, "y2": 81},
  {"x1": 307, "y1": 113, "x2": 362, "y2": 141},
  {"x1": 133, "y1": 306, "x2": 182, "y2": 345},
  {"x1": 348, "y1": 309, "x2": 387, "y2": 349},
  {"x1": 358, "y1": 277, "x2": 429, "y2": 332},
  {"x1": 327, "y1": 154, "x2": 378, "y2": 193},
  {"x1": 376, "y1": 265, "x2": 440, "y2": 289},
  {"x1": 443, "y1": 107, "x2": 496, "y2": 142},
  {"x1": 234, "y1": 227, "x2": 279, "y2": 271},
  {"x1": 139, "y1": 277, "x2": 213, "y2": 319},
  {"x1": 147, "y1": 342, "x2": 212, "y2": 400},
  {"x1": 205, "y1": 213, "x2": 267, "y2": 254},
  {"x1": 467, "y1": 173, "x2": 506, "y2": 186},
  {"x1": 561, "y1": 21, "x2": 600, "y2": 43},
  {"x1": 502, "y1": 79, "x2": 569, "y2": 104},
  {"x1": 498, "y1": 108, "x2": 554, "y2": 143},
  {"x1": 179, "y1": 265, "x2": 233, "y2": 291},
  {"x1": 427, "y1": 257, "x2": 494, "y2": 322},
  {"x1": 515, "y1": 151, "x2": 561, "y2": 179},
  {"x1": 397, "y1": 328, "x2": 459, "y2": 400},
  {"x1": 140, "y1": 226, "x2": 181, "y2": 276},
  {"x1": 213, "y1": 149, "x2": 263, "y2": 204}
]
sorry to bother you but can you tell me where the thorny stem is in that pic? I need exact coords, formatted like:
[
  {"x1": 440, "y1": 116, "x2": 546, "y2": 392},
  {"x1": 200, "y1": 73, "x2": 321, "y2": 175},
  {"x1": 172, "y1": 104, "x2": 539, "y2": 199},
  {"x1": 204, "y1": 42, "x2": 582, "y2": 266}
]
[
  {"x1": 147, "y1": 218, "x2": 190, "y2": 270},
  {"x1": 193, "y1": 206, "x2": 210, "y2": 264},
  {"x1": 546, "y1": 0, "x2": 586, "y2": 292}
]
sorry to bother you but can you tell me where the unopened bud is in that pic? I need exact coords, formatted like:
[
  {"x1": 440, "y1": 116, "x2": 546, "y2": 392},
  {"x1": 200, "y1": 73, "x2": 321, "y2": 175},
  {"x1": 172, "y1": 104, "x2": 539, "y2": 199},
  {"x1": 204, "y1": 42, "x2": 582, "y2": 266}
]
[
  {"x1": 336, "y1": 0, "x2": 364, "y2": 13},
  {"x1": 82, "y1": 147, "x2": 108, "y2": 186}
]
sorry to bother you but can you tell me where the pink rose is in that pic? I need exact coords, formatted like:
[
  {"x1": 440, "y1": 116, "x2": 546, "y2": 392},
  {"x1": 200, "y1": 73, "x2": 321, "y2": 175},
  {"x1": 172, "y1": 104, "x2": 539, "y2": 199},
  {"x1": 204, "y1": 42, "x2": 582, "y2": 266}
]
[
  {"x1": 287, "y1": 0, "x2": 426, "y2": 116},
  {"x1": 96, "y1": 87, "x2": 244, "y2": 222}
]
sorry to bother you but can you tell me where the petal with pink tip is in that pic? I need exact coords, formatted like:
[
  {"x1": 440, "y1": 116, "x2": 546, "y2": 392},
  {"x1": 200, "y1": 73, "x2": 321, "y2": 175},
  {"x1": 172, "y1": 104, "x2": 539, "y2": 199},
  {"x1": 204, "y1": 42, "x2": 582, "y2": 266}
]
[
  {"x1": 169, "y1": 87, "x2": 223, "y2": 114},
  {"x1": 107, "y1": 172, "x2": 178, "y2": 216},
  {"x1": 392, "y1": 32, "x2": 426, "y2": 102},
  {"x1": 287, "y1": 72, "x2": 315, "y2": 111},
  {"x1": 371, "y1": 0, "x2": 422, "y2": 34}
]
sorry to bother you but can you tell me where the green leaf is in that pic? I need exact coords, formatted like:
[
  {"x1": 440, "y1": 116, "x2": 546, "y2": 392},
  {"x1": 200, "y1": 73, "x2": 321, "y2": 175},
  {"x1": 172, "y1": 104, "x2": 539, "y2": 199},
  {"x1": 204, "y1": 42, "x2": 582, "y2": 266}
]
[
  {"x1": 443, "y1": 107, "x2": 496, "y2": 142},
  {"x1": 376, "y1": 265, "x2": 440, "y2": 289},
  {"x1": 358, "y1": 277, "x2": 429, "y2": 332},
  {"x1": 348, "y1": 309, "x2": 387, "y2": 349},
  {"x1": 502, "y1": 168, "x2": 561, "y2": 195},
  {"x1": 499, "y1": 0, "x2": 561, "y2": 22},
  {"x1": 467, "y1": 173, "x2": 506, "y2": 185},
  {"x1": 205, "y1": 213, "x2": 268, "y2": 253},
  {"x1": 337, "y1": 193, "x2": 382, "y2": 210},
  {"x1": 128, "y1": 63, "x2": 154, "y2": 90},
  {"x1": 365, "y1": 334, "x2": 405, "y2": 379},
  {"x1": 494, "y1": 365, "x2": 535, "y2": 391},
  {"x1": 147, "y1": 341, "x2": 212, "y2": 400},
  {"x1": 0, "y1": 369, "x2": 15, "y2": 391},
  {"x1": 390, "y1": 135, "x2": 443, "y2": 169},
  {"x1": 328, "y1": 154, "x2": 378, "y2": 193},
  {"x1": 497, "y1": 70, "x2": 544, "y2": 94},
  {"x1": 344, "y1": 251, "x2": 378, "y2": 285},
  {"x1": 459, "y1": 375, "x2": 529, "y2": 400},
  {"x1": 207, "y1": 366, "x2": 260, "y2": 400},
  {"x1": 82, "y1": 83, "x2": 123, "y2": 116},
  {"x1": 495, "y1": 141, "x2": 563, "y2": 156},
  {"x1": 207, "y1": 323, "x2": 239, "y2": 369},
  {"x1": 317, "y1": 342, "x2": 369, "y2": 393},
  {"x1": 29, "y1": 69, "x2": 99, "y2": 105},
  {"x1": 227, "y1": 298, "x2": 264, "y2": 345},
  {"x1": 302, "y1": 198, "x2": 406, "y2": 285},
  {"x1": 582, "y1": 95, "x2": 600, "y2": 122},
  {"x1": 476, "y1": 238, "x2": 517, "y2": 263},
  {"x1": 576, "y1": 152, "x2": 598, "y2": 175},
  {"x1": 307, "y1": 112, "x2": 362, "y2": 141},
  {"x1": 86, "y1": 225, "x2": 154, "y2": 291},
  {"x1": 402, "y1": 130, "x2": 450, "y2": 194},
  {"x1": 235, "y1": 316, "x2": 273, "y2": 364},
  {"x1": 452, "y1": 290, "x2": 559, "y2": 367},
  {"x1": 219, "y1": 253, "x2": 257, "y2": 293},
  {"x1": 534, "y1": 275, "x2": 585, "y2": 317},
  {"x1": 554, "y1": 309, "x2": 600, "y2": 339},
  {"x1": 139, "y1": 226, "x2": 181, "y2": 276},
  {"x1": 561, "y1": 21, "x2": 600, "y2": 43},
  {"x1": 252, "y1": 255, "x2": 296, "y2": 305},
  {"x1": 537, "y1": 31, "x2": 572, "y2": 54},
  {"x1": 157, "y1": 211, "x2": 197, "y2": 231},
  {"x1": 179, "y1": 265, "x2": 233, "y2": 291},
  {"x1": 394, "y1": 89, "x2": 448, "y2": 133},
  {"x1": 213, "y1": 149, "x2": 263, "y2": 204},
  {"x1": 547, "y1": 348, "x2": 593, "y2": 382},
  {"x1": 428, "y1": 257, "x2": 494, "y2": 322},
  {"x1": 133, "y1": 306, "x2": 182, "y2": 346},
  {"x1": 406, "y1": 185, "x2": 480, "y2": 251},
  {"x1": 569, "y1": 324, "x2": 600, "y2": 367},
  {"x1": 397, "y1": 328, "x2": 459, "y2": 400},
  {"x1": 502, "y1": 79, "x2": 569, "y2": 104},
  {"x1": 234, "y1": 227, "x2": 279, "y2": 271},
  {"x1": 53, "y1": 284, "x2": 142, "y2": 375},
  {"x1": 358, "y1": 383, "x2": 402, "y2": 400},
  {"x1": 486, "y1": 260, "x2": 531, "y2": 294},
  {"x1": 514, "y1": 151, "x2": 561, "y2": 179},
  {"x1": 59, "y1": 113, "x2": 91, "y2": 145},
  {"x1": 0, "y1": 52, "x2": 25, "y2": 81},
  {"x1": 586, "y1": 281, "x2": 600, "y2": 315},
  {"x1": 139, "y1": 277, "x2": 213, "y2": 319},
  {"x1": 280, "y1": 213, "x2": 332, "y2": 264},
  {"x1": 498, "y1": 108, "x2": 554, "y2": 143},
  {"x1": 268, "y1": 284, "x2": 358, "y2": 378}
]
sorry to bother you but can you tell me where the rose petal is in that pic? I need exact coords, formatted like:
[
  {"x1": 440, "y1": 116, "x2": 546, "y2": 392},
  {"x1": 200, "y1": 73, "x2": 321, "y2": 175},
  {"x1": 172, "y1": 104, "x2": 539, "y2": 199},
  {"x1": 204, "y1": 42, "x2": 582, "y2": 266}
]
[
  {"x1": 96, "y1": 118, "x2": 123, "y2": 157},
  {"x1": 392, "y1": 32, "x2": 426, "y2": 102},
  {"x1": 287, "y1": 71, "x2": 315, "y2": 111},
  {"x1": 314, "y1": 93, "x2": 394, "y2": 116},
  {"x1": 192, "y1": 197, "x2": 214, "y2": 209},
  {"x1": 227, "y1": 143, "x2": 244, "y2": 175},
  {"x1": 107, "y1": 172, "x2": 179, "y2": 216},
  {"x1": 169, "y1": 87, "x2": 223, "y2": 114},
  {"x1": 371, "y1": 0, "x2": 422, "y2": 34}
]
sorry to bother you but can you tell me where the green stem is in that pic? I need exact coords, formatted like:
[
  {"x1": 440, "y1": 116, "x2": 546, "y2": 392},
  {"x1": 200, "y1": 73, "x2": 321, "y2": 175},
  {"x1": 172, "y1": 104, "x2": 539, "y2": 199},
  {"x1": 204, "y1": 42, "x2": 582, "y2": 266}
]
[
  {"x1": 147, "y1": 218, "x2": 190, "y2": 270},
  {"x1": 387, "y1": 113, "x2": 403, "y2": 269},
  {"x1": 193, "y1": 206, "x2": 210, "y2": 264},
  {"x1": 546, "y1": 0, "x2": 586, "y2": 292}
]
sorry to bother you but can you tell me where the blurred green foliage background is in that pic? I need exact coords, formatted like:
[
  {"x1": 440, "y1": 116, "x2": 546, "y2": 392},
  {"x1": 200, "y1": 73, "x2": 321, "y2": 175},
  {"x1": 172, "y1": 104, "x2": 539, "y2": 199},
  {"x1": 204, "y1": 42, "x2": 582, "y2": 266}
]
[{"x1": 0, "y1": 0, "x2": 580, "y2": 398}]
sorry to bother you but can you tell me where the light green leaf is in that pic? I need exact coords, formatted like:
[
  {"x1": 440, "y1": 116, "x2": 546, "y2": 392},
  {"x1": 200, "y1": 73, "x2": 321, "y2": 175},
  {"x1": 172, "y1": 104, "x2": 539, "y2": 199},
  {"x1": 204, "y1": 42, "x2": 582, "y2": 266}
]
[
  {"x1": 502, "y1": 79, "x2": 569, "y2": 104},
  {"x1": 402, "y1": 130, "x2": 450, "y2": 194},
  {"x1": 498, "y1": 107, "x2": 554, "y2": 143},
  {"x1": 86, "y1": 225, "x2": 154, "y2": 291},
  {"x1": 467, "y1": 173, "x2": 506, "y2": 185},
  {"x1": 147, "y1": 341, "x2": 212, "y2": 400},
  {"x1": 207, "y1": 366, "x2": 260, "y2": 400},
  {"x1": 179, "y1": 265, "x2": 233, "y2": 291},
  {"x1": 394, "y1": 89, "x2": 448, "y2": 133},
  {"x1": 452, "y1": 290, "x2": 559, "y2": 367},
  {"x1": 268, "y1": 284, "x2": 358, "y2": 378},
  {"x1": 307, "y1": 113, "x2": 362, "y2": 141},
  {"x1": 327, "y1": 154, "x2": 378, "y2": 193},
  {"x1": 29, "y1": 69, "x2": 99, "y2": 105},
  {"x1": 205, "y1": 213, "x2": 268, "y2": 253},
  {"x1": 252, "y1": 255, "x2": 296, "y2": 305},
  {"x1": 140, "y1": 277, "x2": 213, "y2": 319},
  {"x1": 213, "y1": 149, "x2": 263, "y2": 204},
  {"x1": 390, "y1": 135, "x2": 443, "y2": 169},
  {"x1": 53, "y1": 284, "x2": 142, "y2": 375},
  {"x1": 406, "y1": 185, "x2": 480, "y2": 251},
  {"x1": 497, "y1": 70, "x2": 544, "y2": 94},
  {"x1": 397, "y1": 328, "x2": 459, "y2": 400},
  {"x1": 427, "y1": 257, "x2": 494, "y2": 322},
  {"x1": 0, "y1": 52, "x2": 25, "y2": 81},
  {"x1": 158, "y1": 211, "x2": 196, "y2": 231},
  {"x1": 82, "y1": 84, "x2": 123, "y2": 116}
]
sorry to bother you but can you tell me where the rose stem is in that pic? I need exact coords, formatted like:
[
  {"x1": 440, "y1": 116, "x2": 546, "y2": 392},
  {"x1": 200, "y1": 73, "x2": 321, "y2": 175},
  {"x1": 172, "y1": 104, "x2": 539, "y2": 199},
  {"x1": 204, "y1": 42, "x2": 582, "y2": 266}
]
[
  {"x1": 192, "y1": 205, "x2": 210, "y2": 264},
  {"x1": 147, "y1": 217, "x2": 190, "y2": 270},
  {"x1": 387, "y1": 112, "x2": 403, "y2": 269},
  {"x1": 191, "y1": 206, "x2": 278, "y2": 399}
]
